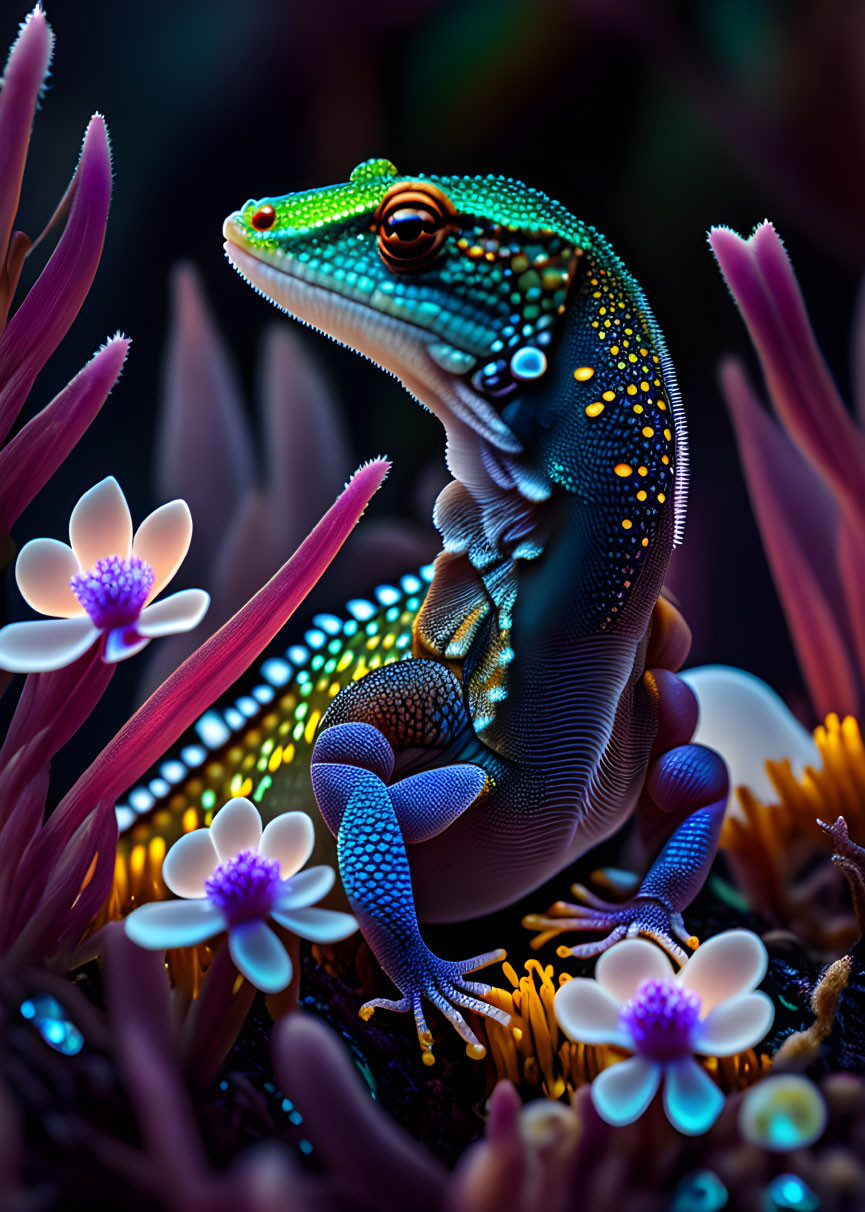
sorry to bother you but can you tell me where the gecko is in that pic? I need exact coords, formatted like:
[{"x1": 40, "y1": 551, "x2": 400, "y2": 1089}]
[{"x1": 123, "y1": 159, "x2": 729, "y2": 1066}]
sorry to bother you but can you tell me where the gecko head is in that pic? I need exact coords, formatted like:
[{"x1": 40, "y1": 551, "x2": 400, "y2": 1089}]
[{"x1": 222, "y1": 158, "x2": 589, "y2": 459}]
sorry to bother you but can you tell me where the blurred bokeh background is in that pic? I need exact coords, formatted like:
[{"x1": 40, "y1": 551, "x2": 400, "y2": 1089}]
[{"x1": 5, "y1": 0, "x2": 865, "y2": 774}]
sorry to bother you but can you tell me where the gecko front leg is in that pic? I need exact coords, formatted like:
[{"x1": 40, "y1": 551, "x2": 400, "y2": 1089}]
[{"x1": 310, "y1": 663, "x2": 510, "y2": 1064}]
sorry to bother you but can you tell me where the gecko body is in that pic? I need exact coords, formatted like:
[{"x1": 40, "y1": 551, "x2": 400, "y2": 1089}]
[{"x1": 127, "y1": 161, "x2": 729, "y2": 1061}]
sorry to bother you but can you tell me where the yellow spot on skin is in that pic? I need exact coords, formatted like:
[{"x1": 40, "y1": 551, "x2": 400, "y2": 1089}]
[
  {"x1": 662, "y1": 455, "x2": 670, "y2": 465},
  {"x1": 602, "y1": 390, "x2": 615, "y2": 401},
  {"x1": 610, "y1": 346, "x2": 619, "y2": 355},
  {"x1": 658, "y1": 400, "x2": 667, "y2": 410},
  {"x1": 658, "y1": 492, "x2": 666, "y2": 503},
  {"x1": 637, "y1": 489, "x2": 647, "y2": 501},
  {"x1": 638, "y1": 466, "x2": 648, "y2": 476},
  {"x1": 622, "y1": 519, "x2": 633, "y2": 530},
  {"x1": 574, "y1": 366, "x2": 594, "y2": 381},
  {"x1": 642, "y1": 426, "x2": 655, "y2": 438},
  {"x1": 614, "y1": 463, "x2": 632, "y2": 477},
  {"x1": 633, "y1": 404, "x2": 644, "y2": 414},
  {"x1": 626, "y1": 384, "x2": 637, "y2": 395},
  {"x1": 585, "y1": 402, "x2": 604, "y2": 417},
  {"x1": 640, "y1": 381, "x2": 649, "y2": 391},
  {"x1": 664, "y1": 428, "x2": 672, "y2": 441},
  {"x1": 642, "y1": 537, "x2": 649, "y2": 546}
]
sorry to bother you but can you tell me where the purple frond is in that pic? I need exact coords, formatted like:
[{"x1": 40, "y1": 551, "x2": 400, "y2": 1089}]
[
  {"x1": 0, "y1": 112, "x2": 111, "y2": 444},
  {"x1": 101, "y1": 925, "x2": 213, "y2": 1202},
  {"x1": 259, "y1": 323, "x2": 350, "y2": 561},
  {"x1": 0, "y1": 6, "x2": 53, "y2": 271},
  {"x1": 0, "y1": 334, "x2": 130, "y2": 533},
  {"x1": 155, "y1": 262, "x2": 255, "y2": 581},
  {"x1": 709, "y1": 222, "x2": 865, "y2": 517},
  {"x1": 273, "y1": 1012, "x2": 446, "y2": 1210},
  {"x1": 720, "y1": 356, "x2": 860, "y2": 718}
]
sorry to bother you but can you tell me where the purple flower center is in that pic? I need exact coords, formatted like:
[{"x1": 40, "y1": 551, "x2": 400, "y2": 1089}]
[
  {"x1": 70, "y1": 555, "x2": 154, "y2": 630},
  {"x1": 619, "y1": 979, "x2": 701, "y2": 1060},
  {"x1": 204, "y1": 850, "x2": 280, "y2": 926}
]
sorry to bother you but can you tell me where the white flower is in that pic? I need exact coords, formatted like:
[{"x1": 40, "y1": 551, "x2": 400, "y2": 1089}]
[
  {"x1": 124, "y1": 797, "x2": 357, "y2": 993},
  {"x1": 555, "y1": 930, "x2": 774, "y2": 1135},
  {"x1": 0, "y1": 476, "x2": 209, "y2": 671}
]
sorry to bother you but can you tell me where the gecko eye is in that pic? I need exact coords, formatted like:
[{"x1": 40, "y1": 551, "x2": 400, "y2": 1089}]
[
  {"x1": 251, "y1": 204, "x2": 277, "y2": 231},
  {"x1": 376, "y1": 183, "x2": 456, "y2": 271}
]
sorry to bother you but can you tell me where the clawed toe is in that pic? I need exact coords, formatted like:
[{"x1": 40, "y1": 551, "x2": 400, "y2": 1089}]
[
  {"x1": 358, "y1": 948, "x2": 510, "y2": 1064},
  {"x1": 526, "y1": 894, "x2": 697, "y2": 967}
]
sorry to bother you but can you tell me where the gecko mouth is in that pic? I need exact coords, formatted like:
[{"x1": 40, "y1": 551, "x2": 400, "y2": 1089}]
[{"x1": 222, "y1": 227, "x2": 522, "y2": 458}]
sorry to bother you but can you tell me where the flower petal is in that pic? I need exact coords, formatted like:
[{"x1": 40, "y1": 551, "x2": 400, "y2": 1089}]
[
  {"x1": 162, "y1": 828, "x2": 219, "y2": 898},
  {"x1": 132, "y1": 500, "x2": 193, "y2": 603},
  {"x1": 124, "y1": 898, "x2": 226, "y2": 949},
  {"x1": 555, "y1": 978, "x2": 633, "y2": 1047},
  {"x1": 590, "y1": 1056, "x2": 661, "y2": 1126},
  {"x1": 274, "y1": 865, "x2": 335, "y2": 910},
  {"x1": 137, "y1": 589, "x2": 210, "y2": 637},
  {"x1": 229, "y1": 920, "x2": 293, "y2": 992},
  {"x1": 678, "y1": 929, "x2": 768, "y2": 1016},
  {"x1": 662, "y1": 1057, "x2": 725, "y2": 1136},
  {"x1": 271, "y1": 905, "x2": 357, "y2": 943},
  {"x1": 210, "y1": 796, "x2": 262, "y2": 862},
  {"x1": 680, "y1": 666, "x2": 820, "y2": 807},
  {"x1": 103, "y1": 627, "x2": 151, "y2": 663},
  {"x1": 69, "y1": 476, "x2": 132, "y2": 568},
  {"x1": 0, "y1": 616, "x2": 98, "y2": 673},
  {"x1": 15, "y1": 538, "x2": 84, "y2": 618},
  {"x1": 691, "y1": 992, "x2": 775, "y2": 1057},
  {"x1": 596, "y1": 939, "x2": 675, "y2": 1005},
  {"x1": 260, "y1": 811, "x2": 314, "y2": 878}
]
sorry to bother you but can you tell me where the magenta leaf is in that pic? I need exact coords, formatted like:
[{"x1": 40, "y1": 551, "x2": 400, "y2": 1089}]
[
  {"x1": 0, "y1": 334, "x2": 130, "y2": 532},
  {"x1": 709, "y1": 223, "x2": 865, "y2": 518},
  {"x1": 721, "y1": 356, "x2": 860, "y2": 718},
  {"x1": 155, "y1": 262, "x2": 255, "y2": 582},
  {"x1": 0, "y1": 112, "x2": 111, "y2": 443},
  {"x1": 0, "y1": 6, "x2": 53, "y2": 278},
  {"x1": 273, "y1": 1013, "x2": 446, "y2": 1211}
]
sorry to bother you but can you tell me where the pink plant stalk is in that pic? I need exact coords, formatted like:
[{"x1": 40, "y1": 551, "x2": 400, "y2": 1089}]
[
  {"x1": 0, "y1": 6, "x2": 119, "y2": 544},
  {"x1": 710, "y1": 222, "x2": 865, "y2": 719},
  {"x1": 0, "y1": 459, "x2": 390, "y2": 970}
]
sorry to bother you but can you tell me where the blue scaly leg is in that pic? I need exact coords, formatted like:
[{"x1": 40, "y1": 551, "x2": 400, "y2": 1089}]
[
  {"x1": 525, "y1": 670, "x2": 727, "y2": 965},
  {"x1": 527, "y1": 742, "x2": 728, "y2": 965},
  {"x1": 311, "y1": 719, "x2": 509, "y2": 1064}
]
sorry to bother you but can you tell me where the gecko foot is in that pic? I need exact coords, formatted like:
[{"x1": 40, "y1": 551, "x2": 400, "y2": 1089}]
[
  {"x1": 524, "y1": 894, "x2": 696, "y2": 966},
  {"x1": 359, "y1": 945, "x2": 510, "y2": 1066}
]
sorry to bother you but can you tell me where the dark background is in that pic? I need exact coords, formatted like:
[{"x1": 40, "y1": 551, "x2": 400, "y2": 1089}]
[{"x1": 6, "y1": 0, "x2": 865, "y2": 771}]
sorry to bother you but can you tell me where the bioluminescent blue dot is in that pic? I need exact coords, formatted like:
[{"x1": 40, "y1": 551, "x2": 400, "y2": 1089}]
[
  {"x1": 20, "y1": 994, "x2": 84, "y2": 1056},
  {"x1": 510, "y1": 345, "x2": 547, "y2": 380},
  {"x1": 670, "y1": 1170, "x2": 728, "y2": 1212},
  {"x1": 767, "y1": 1173, "x2": 820, "y2": 1211}
]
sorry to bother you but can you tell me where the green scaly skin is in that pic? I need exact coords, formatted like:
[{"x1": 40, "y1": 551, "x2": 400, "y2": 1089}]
[{"x1": 218, "y1": 160, "x2": 729, "y2": 1062}]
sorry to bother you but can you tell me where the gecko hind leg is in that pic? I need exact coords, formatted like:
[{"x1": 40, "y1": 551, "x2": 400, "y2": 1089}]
[
  {"x1": 525, "y1": 741, "x2": 727, "y2": 965},
  {"x1": 311, "y1": 718, "x2": 509, "y2": 1063}
]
